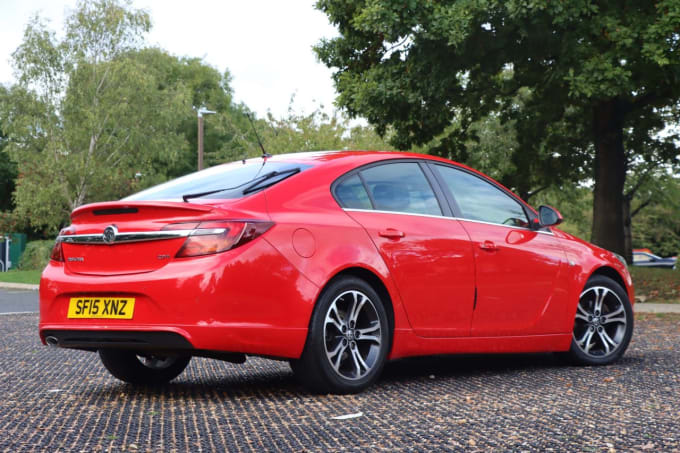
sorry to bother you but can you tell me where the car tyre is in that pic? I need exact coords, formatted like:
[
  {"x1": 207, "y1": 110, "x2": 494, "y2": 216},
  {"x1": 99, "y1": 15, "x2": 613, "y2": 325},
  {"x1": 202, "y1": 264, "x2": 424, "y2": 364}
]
[
  {"x1": 290, "y1": 276, "x2": 391, "y2": 394},
  {"x1": 565, "y1": 275, "x2": 633, "y2": 366},
  {"x1": 98, "y1": 349, "x2": 191, "y2": 385}
]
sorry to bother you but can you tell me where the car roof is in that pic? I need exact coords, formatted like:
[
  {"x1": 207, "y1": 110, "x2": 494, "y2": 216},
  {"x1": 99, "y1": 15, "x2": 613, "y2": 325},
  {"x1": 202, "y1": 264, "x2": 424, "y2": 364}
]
[
  {"x1": 260, "y1": 150, "x2": 538, "y2": 215},
  {"x1": 633, "y1": 251, "x2": 657, "y2": 257},
  {"x1": 261, "y1": 150, "x2": 485, "y2": 176},
  {"x1": 264, "y1": 150, "x2": 448, "y2": 164}
]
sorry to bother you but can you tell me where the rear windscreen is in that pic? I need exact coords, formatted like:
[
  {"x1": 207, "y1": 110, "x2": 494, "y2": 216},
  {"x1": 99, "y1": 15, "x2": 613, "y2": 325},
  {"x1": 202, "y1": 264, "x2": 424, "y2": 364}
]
[{"x1": 124, "y1": 161, "x2": 309, "y2": 201}]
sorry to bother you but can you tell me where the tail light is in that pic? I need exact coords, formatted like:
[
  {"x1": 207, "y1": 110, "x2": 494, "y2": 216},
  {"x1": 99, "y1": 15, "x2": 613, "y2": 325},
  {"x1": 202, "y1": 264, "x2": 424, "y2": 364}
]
[
  {"x1": 163, "y1": 220, "x2": 274, "y2": 258},
  {"x1": 50, "y1": 226, "x2": 74, "y2": 262},
  {"x1": 50, "y1": 241, "x2": 64, "y2": 262}
]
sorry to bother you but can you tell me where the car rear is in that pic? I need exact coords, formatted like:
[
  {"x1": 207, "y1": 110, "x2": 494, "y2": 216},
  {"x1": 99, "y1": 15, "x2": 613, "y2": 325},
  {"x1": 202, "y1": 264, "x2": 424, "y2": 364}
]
[{"x1": 39, "y1": 159, "x2": 320, "y2": 361}]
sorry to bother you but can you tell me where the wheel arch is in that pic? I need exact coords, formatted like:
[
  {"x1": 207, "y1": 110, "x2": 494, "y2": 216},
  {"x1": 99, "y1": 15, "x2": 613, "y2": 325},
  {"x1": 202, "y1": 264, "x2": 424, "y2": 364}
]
[
  {"x1": 590, "y1": 266, "x2": 627, "y2": 294},
  {"x1": 323, "y1": 266, "x2": 395, "y2": 336}
]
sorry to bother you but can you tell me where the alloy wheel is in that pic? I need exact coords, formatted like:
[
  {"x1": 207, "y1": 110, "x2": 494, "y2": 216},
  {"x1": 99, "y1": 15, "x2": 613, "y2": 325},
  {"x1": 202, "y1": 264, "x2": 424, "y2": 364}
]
[
  {"x1": 573, "y1": 286, "x2": 628, "y2": 358},
  {"x1": 323, "y1": 290, "x2": 383, "y2": 380},
  {"x1": 137, "y1": 354, "x2": 177, "y2": 370}
]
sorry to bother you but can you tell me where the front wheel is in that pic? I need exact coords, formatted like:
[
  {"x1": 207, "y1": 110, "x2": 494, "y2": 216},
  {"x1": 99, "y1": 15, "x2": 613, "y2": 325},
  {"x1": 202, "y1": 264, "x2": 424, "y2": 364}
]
[
  {"x1": 566, "y1": 275, "x2": 633, "y2": 365},
  {"x1": 290, "y1": 277, "x2": 391, "y2": 394},
  {"x1": 99, "y1": 349, "x2": 191, "y2": 385}
]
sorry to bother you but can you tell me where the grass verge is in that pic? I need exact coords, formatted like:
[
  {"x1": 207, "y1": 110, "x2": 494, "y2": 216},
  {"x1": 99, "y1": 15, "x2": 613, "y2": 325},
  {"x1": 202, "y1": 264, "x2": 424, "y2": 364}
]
[
  {"x1": 629, "y1": 266, "x2": 680, "y2": 303},
  {"x1": 0, "y1": 270, "x2": 41, "y2": 285}
]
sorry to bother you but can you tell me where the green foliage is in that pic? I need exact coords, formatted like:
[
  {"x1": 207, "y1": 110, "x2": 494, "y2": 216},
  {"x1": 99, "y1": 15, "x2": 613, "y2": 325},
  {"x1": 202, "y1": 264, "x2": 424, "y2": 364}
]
[
  {"x1": 0, "y1": 152, "x2": 16, "y2": 212},
  {"x1": 129, "y1": 48, "x2": 255, "y2": 177},
  {"x1": 256, "y1": 98, "x2": 395, "y2": 156},
  {"x1": 532, "y1": 185, "x2": 593, "y2": 240},
  {"x1": 0, "y1": 91, "x2": 17, "y2": 212},
  {"x1": 1, "y1": 0, "x2": 395, "y2": 238},
  {"x1": 315, "y1": 0, "x2": 680, "y2": 256},
  {"x1": 17, "y1": 240, "x2": 53, "y2": 270},
  {"x1": 1, "y1": 1, "x2": 260, "y2": 234},
  {"x1": 632, "y1": 206, "x2": 680, "y2": 258},
  {"x1": 2, "y1": 0, "x2": 193, "y2": 233}
]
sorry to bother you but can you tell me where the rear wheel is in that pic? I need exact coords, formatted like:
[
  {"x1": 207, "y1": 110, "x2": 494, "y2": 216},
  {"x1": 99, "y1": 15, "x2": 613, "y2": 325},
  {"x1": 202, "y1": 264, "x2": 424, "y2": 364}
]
[
  {"x1": 566, "y1": 275, "x2": 633, "y2": 365},
  {"x1": 290, "y1": 277, "x2": 390, "y2": 394},
  {"x1": 98, "y1": 349, "x2": 191, "y2": 385}
]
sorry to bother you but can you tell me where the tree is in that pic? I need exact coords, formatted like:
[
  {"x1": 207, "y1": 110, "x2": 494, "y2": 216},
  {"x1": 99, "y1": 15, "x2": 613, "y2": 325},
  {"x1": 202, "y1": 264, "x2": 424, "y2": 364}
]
[
  {"x1": 626, "y1": 169, "x2": 680, "y2": 257},
  {"x1": 125, "y1": 48, "x2": 256, "y2": 178},
  {"x1": 633, "y1": 206, "x2": 680, "y2": 258},
  {"x1": 255, "y1": 98, "x2": 394, "y2": 155},
  {"x1": 3, "y1": 0, "x2": 191, "y2": 232},
  {"x1": 0, "y1": 86, "x2": 17, "y2": 213},
  {"x1": 315, "y1": 0, "x2": 680, "y2": 259}
]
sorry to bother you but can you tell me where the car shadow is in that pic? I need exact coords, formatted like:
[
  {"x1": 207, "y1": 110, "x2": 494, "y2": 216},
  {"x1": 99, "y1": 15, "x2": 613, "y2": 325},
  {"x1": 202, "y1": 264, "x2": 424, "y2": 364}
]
[
  {"x1": 84, "y1": 351, "x2": 647, "y2": 400},
  {"x1": 380, "y1": 352, "x2": 562, "y2": 382},
  {"x1": 85, "y1": 352, "x2": 577, "y2": 399}
]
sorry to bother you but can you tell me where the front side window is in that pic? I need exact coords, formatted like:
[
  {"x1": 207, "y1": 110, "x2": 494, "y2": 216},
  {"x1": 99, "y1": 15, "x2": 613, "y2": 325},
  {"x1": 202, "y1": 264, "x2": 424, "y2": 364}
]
[
  {"x1": 434, "y1": 164, "x2": 528, "y2": 227},
  {"x1": 359, "y1": 163, "x2": 442, "y2": 216}
]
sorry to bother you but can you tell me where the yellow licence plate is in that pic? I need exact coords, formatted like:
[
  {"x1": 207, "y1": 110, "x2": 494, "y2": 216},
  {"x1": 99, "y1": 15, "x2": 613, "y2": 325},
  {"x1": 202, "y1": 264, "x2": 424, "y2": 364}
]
[{"x1": 67, "y1": 297, "x2": 135, "y2": 319}]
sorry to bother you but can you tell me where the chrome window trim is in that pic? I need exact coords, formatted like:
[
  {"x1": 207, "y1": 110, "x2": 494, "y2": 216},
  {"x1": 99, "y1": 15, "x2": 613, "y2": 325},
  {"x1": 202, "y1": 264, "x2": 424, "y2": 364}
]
[
  {"x1": 455, "y1": 217, "x2": 554, "y2": 235},
  {"x1": 343, "y1": 208, "x2": 555, "y2": 235},
  {"x1": 58, "y1": 229, "x2": 200, "y2": 245},
  {"x1": 344, "y1": 208, "x2": 449, "y2": 221}
]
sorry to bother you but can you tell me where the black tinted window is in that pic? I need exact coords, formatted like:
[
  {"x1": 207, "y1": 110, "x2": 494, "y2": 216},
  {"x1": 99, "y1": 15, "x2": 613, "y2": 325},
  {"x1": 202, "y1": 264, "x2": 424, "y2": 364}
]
[
  {"x1": 435, "y1": 165, "x2": 528, "y2": 227},
  {"x1": 360, "y1": 163, "x2": 442, "y2": 216},
  {"x1": 125, "y1": 161, "x2": 307, "y2": 201},
  {"x1": 335, "y1": 174, "x2": 372, "y2": 209}
]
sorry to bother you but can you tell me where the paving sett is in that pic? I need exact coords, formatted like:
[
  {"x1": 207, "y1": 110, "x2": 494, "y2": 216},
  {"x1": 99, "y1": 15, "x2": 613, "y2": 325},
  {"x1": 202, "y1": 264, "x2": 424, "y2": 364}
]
[{"x1": 1, "y1": 314, "x2": 678, "y2": 452}]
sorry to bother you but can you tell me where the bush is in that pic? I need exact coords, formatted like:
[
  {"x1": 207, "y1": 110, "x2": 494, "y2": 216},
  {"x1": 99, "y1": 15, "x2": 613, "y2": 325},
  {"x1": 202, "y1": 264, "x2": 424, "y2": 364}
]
[{"x1": 18, "y1": 240, "x2": 54, "y2": 270}]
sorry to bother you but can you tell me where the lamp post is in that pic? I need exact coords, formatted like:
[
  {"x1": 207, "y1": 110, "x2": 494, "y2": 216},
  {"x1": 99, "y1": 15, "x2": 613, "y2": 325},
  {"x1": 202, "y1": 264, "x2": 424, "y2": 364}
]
[{"x1": 197, "y1": 107, "x2": 216, "y2": 170}]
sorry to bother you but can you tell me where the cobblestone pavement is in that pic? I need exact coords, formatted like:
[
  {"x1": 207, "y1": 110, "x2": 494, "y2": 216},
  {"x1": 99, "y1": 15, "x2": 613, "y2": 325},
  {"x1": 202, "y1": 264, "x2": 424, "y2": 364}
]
[{"x1": 1, "y1": 313, "x2": 678, "y2": 452}]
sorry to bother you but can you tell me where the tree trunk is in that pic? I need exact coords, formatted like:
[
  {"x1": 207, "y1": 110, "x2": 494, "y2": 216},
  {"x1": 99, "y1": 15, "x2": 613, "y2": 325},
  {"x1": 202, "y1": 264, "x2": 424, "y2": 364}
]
[
  {"x1": 590, "y1": 99, "x2": 626, "y2": 257},
  {"x1": 622, "y1": 196, "x2": 632, "y2": 263}
]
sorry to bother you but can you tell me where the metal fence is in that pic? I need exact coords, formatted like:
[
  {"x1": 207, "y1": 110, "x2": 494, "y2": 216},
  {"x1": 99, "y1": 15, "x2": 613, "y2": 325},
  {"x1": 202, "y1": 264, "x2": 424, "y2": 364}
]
[{"x1": 0, "y1": 236, "x2": 10, "y2": 272}]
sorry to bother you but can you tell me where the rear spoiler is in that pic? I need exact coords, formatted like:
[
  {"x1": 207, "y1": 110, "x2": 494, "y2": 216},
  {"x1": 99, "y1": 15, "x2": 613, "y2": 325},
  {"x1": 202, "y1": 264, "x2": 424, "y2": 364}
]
[{"x1": 71, "y1": 201, "x2": 213, "y2": 220}]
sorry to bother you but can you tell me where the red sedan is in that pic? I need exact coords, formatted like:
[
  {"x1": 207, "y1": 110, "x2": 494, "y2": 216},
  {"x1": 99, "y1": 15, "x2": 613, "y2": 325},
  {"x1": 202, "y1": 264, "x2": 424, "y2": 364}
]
[{"x1": 40, "y1": 151, "x2": 634, "y2": 393}]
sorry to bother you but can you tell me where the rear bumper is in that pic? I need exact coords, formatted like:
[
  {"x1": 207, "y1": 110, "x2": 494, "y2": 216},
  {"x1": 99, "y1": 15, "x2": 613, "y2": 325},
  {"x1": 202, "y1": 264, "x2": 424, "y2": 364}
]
[
  {"x1": 42, "y1": 329, "x2": 193, "y2": 351},
  {"x1": 39, "y1": 238, "x2": 319, "y2": 359},
  {"x1": 41, "y1": 329, "x2": 248, "y2": 363}
]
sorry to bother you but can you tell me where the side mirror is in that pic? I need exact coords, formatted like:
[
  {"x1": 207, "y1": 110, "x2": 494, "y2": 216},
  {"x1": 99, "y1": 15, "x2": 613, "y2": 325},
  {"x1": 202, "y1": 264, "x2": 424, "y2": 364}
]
[{"x1": 538, "y1": 205, "x2": 563, "y2": 227}]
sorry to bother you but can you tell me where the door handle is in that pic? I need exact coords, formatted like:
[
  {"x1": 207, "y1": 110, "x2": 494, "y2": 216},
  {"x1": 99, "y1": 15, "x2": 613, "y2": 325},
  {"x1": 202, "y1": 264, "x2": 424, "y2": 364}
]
[
  {"x1": 379, "y1": 229, "x2": 405, "y2": 239},
  {"x1": 479, "y1": 240, "x2": 498, "y2": 252}
]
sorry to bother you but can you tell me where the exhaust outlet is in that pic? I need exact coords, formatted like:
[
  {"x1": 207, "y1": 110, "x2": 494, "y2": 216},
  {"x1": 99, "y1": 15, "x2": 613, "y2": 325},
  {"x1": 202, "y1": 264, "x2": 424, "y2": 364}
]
[{"x1": 45, "y1": 336, "x2": 59, "y2": 347}]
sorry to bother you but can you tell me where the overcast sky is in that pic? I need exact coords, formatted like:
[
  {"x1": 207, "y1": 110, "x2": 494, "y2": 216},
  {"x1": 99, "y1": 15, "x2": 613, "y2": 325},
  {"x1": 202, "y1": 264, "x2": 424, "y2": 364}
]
[{"x1": 0, "y1": 0, "x2": 340, "y2": 118}]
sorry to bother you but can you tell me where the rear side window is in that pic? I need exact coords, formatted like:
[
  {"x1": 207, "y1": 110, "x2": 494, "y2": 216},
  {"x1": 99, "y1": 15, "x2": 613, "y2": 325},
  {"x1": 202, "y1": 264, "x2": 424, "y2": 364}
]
[
  {"x1": 434, "y1": 164, "x2": 528, "y2": 227},
  {"x1": 335, "y1": 174, "x2": 372, "y2": 209},
  {"x1": 360, "y1": 163, "x2": 442, "y2": 216}
]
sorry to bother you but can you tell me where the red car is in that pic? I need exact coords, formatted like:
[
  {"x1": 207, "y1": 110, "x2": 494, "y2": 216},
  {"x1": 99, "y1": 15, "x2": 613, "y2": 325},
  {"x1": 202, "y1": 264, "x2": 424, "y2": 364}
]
[{"x1": 40, "y1": 151, "x2": 634, "y2": 393}]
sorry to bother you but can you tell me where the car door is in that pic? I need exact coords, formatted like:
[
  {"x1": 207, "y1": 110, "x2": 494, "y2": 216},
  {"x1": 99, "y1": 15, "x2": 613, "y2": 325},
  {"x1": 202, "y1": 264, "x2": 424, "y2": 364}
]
[
  {"x1": 430, "y1": 163, "x2": 570, "y2": 337},
  {"x1": 334, "y1": 161, "x2": 476, "y2": 337}
]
